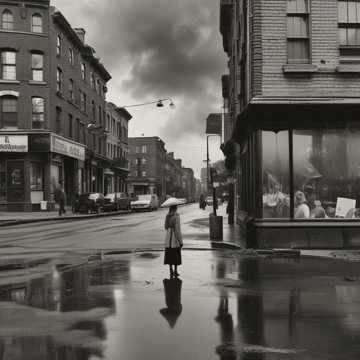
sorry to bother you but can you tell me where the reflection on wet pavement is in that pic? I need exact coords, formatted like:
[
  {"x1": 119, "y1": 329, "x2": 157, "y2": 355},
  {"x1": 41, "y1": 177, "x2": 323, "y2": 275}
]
[{"x1": 0, "y1": 251, "x2": 360, "y2": 359}]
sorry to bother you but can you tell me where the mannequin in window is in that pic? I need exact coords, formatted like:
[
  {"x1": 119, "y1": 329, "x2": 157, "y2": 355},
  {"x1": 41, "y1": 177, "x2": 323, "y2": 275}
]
[{"x1": 294, "y1": 191, "x2": 310, "y2": 219}]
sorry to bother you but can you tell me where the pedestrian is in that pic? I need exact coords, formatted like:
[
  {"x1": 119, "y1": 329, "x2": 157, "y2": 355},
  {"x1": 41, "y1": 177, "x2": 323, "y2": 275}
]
[
  {"x1": 164, "y1": 204, "x2": 183, "y2": 277},
  {"x1": 54, "y1": 181, "x2": 66, "y2": 216}
]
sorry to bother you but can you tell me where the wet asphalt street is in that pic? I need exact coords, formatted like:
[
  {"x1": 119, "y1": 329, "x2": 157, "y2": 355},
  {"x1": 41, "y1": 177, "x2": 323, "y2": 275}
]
[
  {"x1": 0, "y1": 251, "x2": 360, "y2": 359},
  {"x1": 0, "y1": 205, "x2": 360, "y2": 359},
  {"x1": 0, "y1": 204, "x2": 213, "y2": 257}
]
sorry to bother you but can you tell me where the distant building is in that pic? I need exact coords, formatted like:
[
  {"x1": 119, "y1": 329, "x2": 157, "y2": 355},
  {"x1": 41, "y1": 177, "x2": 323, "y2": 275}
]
[
  {"x1": 165, "y1": 152, "x2": 182, "y2": 197},
  {"x1": 127, "y1": 137, "x2": 166, "y2": 199},
  {"x1": 104, "y1": 103, "x2": 132, "y2": 194},
  {"x1": 0, "y1": 0, "x2": 112, "y2": 210},
  {"x1": 181, "y1": 167, "x2": 196, "y2": 202}
]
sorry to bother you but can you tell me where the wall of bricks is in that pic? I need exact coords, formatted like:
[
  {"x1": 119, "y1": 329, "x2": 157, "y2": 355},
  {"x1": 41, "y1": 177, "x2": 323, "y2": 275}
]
[{"x1": 254, "y1": 0, "x2": 360, "y2": 98}]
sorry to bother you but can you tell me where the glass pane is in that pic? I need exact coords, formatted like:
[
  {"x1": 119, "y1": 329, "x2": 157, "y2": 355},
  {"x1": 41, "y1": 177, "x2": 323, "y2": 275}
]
[
  {"x1": 338, "y1": 1, "x2": 348, "y2": 22},
  {"x1": 30, "y1": 163, "x2": 43, "y2": 190},
  {"x1": 32, "y1": 69, "x2": 43, "y2": 82},
  {"x1": 288, "y1": 39, "x2": 309, "y2": 61},
  {"x1": 293, "y1": 129, "x2": 360, "y2": 219},
  {"x1": 2, "y1": 98, "x2": 17, "y2": 112},
  {"x1": 32, "y1": 54, "x2": 43, "y2": 68},
  {"x1": 287, "y1": 16, "x2": 308, "y2": 37},
  {"x1": 348, "y1": 28, "x2": 356, "y2": 44},
  {"x1": 348, "y1": 1, "x2": 357, "y2": 23},
  {"x1": 288, "y1": 0, "x2": 307, "y2": 13},
  {"x1": 32, "y1": 15, "x2": 42, "y2": 26},
  {"x1": 262, "y1": 131, "x2": 290, "y2": 219},
  {"x1": 32, "y1": 97, "x2": 44, "y2": 113},
  {"x1": 339, "y1": 28, "x2": 347, "y2": 45},
  {"x1": 2, "y1": 51, "x2": 15, "y2": 64},
  {"x1": 2, "y1": 65, "x2": 16, "y2": 80}
]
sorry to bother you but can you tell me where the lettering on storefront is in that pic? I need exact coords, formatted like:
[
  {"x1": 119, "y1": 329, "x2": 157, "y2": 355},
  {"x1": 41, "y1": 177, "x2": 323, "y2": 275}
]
[
  {"x1": 51, "y1": 135, "x2": 85, "y2": 161},
  {"x1": 0, "y1": 135, "x2": 28, "y2": 152}
]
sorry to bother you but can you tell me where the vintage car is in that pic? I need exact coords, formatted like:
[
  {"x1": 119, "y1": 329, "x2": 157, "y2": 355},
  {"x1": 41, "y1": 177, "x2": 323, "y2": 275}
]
[{"x1": 130, "y1": 194, "x2": 159, "y2": 211}]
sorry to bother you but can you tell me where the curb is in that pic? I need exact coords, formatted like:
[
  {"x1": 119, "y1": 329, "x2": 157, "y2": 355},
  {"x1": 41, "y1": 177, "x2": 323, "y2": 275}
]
[{"x1": 0, "y1": 210, "x2": 131, "y2": 227}]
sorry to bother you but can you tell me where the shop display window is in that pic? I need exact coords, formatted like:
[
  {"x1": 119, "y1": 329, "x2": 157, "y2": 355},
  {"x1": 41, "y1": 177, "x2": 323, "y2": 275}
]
[
  {"x1": 293, "y1": 129, "x2": 360, "y2": 219},
  {"x1": 30, "y1": 162, "x2": 43, "y2": 191},
  {"x1": 261, "y1": 129, "x2": 360, "y2": 220},
  {"x1": 262, "y1": 131, "x2": 290, "y2": 219}
]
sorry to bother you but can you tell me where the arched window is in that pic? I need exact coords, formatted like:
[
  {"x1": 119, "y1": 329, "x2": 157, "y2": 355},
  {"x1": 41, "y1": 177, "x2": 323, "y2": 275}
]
[
  {"x1": 56, "y1": 35, "x2": 61, "y2": 56},
  {"x1": 32, "y1": 97, "x2": 45, "y2": 129},
  {"x1": 1, "y1": 96, "x2": 18, "y2": 128},
  {"x1": 31, "y1": 14, "x2": 42, "y2": 33},
  {"x1": 2, "y1": 10, "x2": 13, "y2": 30}
]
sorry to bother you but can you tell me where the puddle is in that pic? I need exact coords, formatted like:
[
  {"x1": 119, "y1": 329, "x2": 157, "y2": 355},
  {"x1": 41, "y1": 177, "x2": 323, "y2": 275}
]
[{"x1": 0, "y1": 252, "x2": 358, "y2": 359}]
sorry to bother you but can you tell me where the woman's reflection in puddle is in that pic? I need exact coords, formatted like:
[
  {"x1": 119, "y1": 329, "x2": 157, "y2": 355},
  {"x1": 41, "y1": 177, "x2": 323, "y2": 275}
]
[{"x1": 159, "y1": 278, "x2": 183, "y2": 329}]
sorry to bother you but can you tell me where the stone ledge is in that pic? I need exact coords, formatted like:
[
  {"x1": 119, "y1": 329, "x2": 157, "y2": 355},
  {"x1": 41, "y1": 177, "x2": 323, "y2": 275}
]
[
  {"x1": 282, "y1": 64, "x2": 318, "y2": 74},
  {"x1": 336, "y1": 65, "x2": 360, "y2": 73}
]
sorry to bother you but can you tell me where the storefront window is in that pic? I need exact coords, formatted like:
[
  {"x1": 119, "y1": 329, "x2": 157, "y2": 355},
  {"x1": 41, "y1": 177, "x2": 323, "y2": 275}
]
[
  {"x1": 293, "y1": 129, "x2": 360, "y2": 219},
  {"x1": 262, "y1": 131, "x2": 290, "y2": 219},
  {"x1": 30, "y1": 162, "x2": 43, "y2": 191}
]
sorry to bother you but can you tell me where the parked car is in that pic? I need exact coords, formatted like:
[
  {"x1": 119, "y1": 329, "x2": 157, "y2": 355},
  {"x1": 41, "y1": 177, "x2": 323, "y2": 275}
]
[
  {"x1": 103, "y1": 192, "x2": 131, "y2": 212},
  {"x1": 131, "y1": 194, "x2": 159, "y2": 211},
  {"x1": 78, "y1": 193, "x2": 105, "y2": 214}
]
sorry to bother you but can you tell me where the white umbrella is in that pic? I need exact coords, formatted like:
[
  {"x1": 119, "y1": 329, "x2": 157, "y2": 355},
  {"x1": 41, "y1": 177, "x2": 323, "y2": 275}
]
[{"x1": 161, "y1": 197, "x2": 184, "y2": 208}]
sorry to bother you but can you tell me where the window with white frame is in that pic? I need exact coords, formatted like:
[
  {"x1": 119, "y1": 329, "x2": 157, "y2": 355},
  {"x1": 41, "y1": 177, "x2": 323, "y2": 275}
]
[
  {"x1": 56, "y1": 35, "x2": 61, "y2": 56},
  {"x1": 68, "y1": 47, "x2": 74, "y2": 65},
  {"x1": 32, "y1": 97, "x2": 45, "y2": 129},
  {"x1": 2, "y1": 10, "x2": 13, "y2": 30},
  {"x1": 142, "y1": 171, "x2": 147, "y2": 177},
  {"x1": 31, "y1": 52, "x2": 43, "y2": 81},
  {"x1": 1, "y1": 96, "x2": 17, "y2": 128},
  {"x1": 287, "y1": 0, "x2": 310, "y2": 63},
  {"x1": 141, "y1": 145, "x2": 147, "y2": 153},
  {"x1": 338, "y1": 0, "x2": 360, "y2": 46},
  {"x1": 31, "y1": 14, "x2": 42, "y2": 33},
  {"x1": 141, "y1": 158, "x2": 147, "y2": 165},
  {"x1": 1, "y1": 50, "x2": 16, "y2": 80},
  {"x1": 69, "y1": 79, "x2": 75, "y2": 102},
  {"x1": 81, "y1": 63, "x2": 86, "y2": 80},
  {"x1": 80, "y1": 91, "x2": 86, "y2": 112},
  {"x1": 56, "y1": 68, "x2": 62, "y2": 92}
]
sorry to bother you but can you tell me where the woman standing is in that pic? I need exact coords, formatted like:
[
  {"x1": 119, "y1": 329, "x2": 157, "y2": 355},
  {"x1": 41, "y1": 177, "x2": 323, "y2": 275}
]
[{"x1": 164, "y1": 205, "x2": 183, "y2": 277}]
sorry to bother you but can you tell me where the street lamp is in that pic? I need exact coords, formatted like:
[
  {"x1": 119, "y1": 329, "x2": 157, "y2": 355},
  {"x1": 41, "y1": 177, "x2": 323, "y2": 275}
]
[{"x1": 122, "y1": 97, "x2": 175, "y2": 109}]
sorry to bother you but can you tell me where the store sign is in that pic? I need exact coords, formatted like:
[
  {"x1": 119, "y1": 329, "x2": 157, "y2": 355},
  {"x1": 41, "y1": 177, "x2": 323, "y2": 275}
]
[
  {"x1": 51, "y1": 135, "x2": 85, "y2": 161},
  {"x1": 0, "y1": 135, "x2": 28, "y2": 152},
  {"x1": 206, "y1": 113, "x2": 222, "y2": 135}
]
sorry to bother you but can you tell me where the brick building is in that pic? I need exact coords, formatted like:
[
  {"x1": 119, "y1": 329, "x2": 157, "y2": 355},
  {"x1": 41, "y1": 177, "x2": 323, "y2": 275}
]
[
  {"x1": 104, "y1": 102, "x2": 131, "y2": 194},
  {"x1": 165, "y1": 152, "x2": 183, "y2": 198},
  {"x1": 127, "y1": 137, "x2": 166, "y2": 200},
  {"x1": 0, "y1": 0, "x2": 118, "y2": 211},
  {"x1": 220, "y1": 0, "x2": 360, "y2": 248}
]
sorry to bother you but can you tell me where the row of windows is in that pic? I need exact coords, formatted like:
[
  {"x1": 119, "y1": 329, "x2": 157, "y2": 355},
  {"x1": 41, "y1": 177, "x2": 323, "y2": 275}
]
[
  {"x1": 286, "y1": 0, "x2": 360, "y2": 63},
  {"x1": 0, "y1": 96, "x2": 44, "y2": 129},
  {"x1": 134, "y1": 158, "x2": 147, "y2": 165},
  {"x1": 132, "y1": 171, "x2": 147, "y2": 178},
  {"x1": 132, "y1": 145, "x2": 148, "y2": 154},
  {"x1": 56, "y1": 35, "x2": 106, "y2": 98},
  {"x1": 105, "y1": 114, "x2": 127, "y2": 138},
  {"x1": 107, "y1": 143, "x2": 126, "y2": 159},
  {"x1": 1, "y1": 10, "x2": 43, "y2": 33},
  {"x1": 0, "y1": 50, "x2": 44, "y2": 81},
  {"x1": 56, "y1": 67, "x2": 104, "y2": 123}
]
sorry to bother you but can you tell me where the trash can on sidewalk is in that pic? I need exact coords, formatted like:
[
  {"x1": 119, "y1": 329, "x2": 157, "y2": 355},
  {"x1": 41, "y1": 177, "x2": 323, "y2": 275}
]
[{"x1": 40, "y1": 201, "x2": 47, "y2": 211}]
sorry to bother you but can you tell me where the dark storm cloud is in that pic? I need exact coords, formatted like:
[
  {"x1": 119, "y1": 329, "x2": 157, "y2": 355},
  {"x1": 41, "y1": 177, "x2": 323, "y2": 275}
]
[
  {"x1": 77, "y1": 0, "x2": 226, "y2": 138},
  {"x1": 54, "y1": 0, "x2": 226, "y2": 149}
]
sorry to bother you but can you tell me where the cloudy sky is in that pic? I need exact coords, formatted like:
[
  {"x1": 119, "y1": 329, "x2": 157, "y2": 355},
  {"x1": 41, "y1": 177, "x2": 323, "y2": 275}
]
[{"x1": 52, "y1": 0, "x2": 227, "y2": 177}]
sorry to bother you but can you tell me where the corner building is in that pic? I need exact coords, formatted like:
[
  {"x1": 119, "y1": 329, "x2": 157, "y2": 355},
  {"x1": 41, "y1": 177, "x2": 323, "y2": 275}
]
[
  {"x1": 0, "y1": 0, "x2": 111, "y2": 210},
  {"x1": 220, "y1": 0, "x2": 360, "y2": 248}
]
